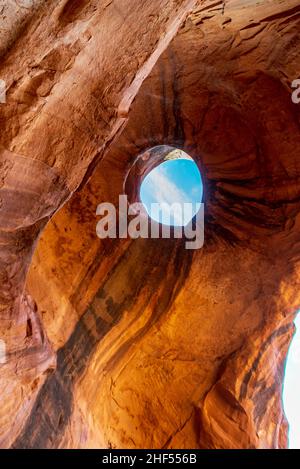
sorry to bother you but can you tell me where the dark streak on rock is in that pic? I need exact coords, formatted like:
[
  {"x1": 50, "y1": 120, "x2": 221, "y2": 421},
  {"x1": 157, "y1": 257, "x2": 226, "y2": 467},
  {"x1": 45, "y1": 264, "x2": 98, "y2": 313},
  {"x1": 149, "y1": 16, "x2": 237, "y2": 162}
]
[
  {"x1": 12, "y1": 237, "x2": 192, "y2": 448},
  {"x1": 239, "y1": 324, "x2": 293, "y2": 400}
]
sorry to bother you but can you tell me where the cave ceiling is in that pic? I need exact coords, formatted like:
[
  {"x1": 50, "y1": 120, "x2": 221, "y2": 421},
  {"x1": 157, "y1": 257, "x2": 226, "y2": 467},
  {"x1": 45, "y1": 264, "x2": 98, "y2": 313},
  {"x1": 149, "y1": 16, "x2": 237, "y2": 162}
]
[{"x1": 0, "y1": 0, "x2": 300, "y2": 450}]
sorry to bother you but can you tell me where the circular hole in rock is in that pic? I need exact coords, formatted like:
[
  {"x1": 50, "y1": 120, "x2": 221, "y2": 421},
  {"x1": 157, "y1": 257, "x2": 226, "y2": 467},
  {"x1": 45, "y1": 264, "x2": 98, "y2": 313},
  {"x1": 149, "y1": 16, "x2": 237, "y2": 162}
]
[{"x1": 140, "y1": 148, "x2": 203, "y2": 227}]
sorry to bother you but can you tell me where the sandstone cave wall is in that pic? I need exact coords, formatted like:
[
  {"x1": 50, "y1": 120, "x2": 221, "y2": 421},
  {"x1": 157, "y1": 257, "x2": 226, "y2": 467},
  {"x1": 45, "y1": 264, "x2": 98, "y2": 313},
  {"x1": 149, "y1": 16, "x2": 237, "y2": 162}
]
[{"x1": 0, "y1": 0, "x2": 300, "y2": 449}]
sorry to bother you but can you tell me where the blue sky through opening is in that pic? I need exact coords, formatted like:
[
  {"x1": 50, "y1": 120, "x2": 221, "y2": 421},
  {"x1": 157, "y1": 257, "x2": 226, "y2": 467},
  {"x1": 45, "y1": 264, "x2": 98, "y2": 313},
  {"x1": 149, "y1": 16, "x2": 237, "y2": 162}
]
[
  {"x1": 283, "y1": 313, "x2": 300, "y2": 448},
  {"x1": 140, "y1": 158, "x2": 203, "y2": 226}
]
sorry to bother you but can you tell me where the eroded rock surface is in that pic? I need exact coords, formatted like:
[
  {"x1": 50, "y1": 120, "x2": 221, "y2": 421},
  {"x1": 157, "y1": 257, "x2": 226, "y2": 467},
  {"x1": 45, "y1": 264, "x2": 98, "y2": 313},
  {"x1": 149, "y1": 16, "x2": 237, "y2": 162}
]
[{"x1": 0, "y1": 0, "x2": 300, "y2": 449}]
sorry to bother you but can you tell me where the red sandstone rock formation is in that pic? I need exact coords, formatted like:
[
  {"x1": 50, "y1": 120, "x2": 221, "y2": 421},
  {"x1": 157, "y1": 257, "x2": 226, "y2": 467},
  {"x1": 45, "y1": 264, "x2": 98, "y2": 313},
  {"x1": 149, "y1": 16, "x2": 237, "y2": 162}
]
[{"x1": 0, "y1": 0, "x2": 300, "y2": 449}]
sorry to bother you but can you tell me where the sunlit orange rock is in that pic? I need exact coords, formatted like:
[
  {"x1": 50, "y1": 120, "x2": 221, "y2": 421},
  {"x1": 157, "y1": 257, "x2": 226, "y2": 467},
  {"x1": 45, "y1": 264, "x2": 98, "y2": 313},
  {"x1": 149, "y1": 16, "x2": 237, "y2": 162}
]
[{"x1": 0, "y1": 0, "x2": 300, "y2": 449}]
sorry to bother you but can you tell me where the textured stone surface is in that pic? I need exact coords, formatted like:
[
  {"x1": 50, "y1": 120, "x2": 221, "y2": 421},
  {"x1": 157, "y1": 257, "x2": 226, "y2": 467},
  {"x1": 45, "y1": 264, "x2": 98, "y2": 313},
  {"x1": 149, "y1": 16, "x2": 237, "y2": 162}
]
[
  {"x1": 1, "y1": 0, "x2": 300, "y2": 449},
  {"x1": 0, "y1": 0, "x2": 197, "y2": 447}
]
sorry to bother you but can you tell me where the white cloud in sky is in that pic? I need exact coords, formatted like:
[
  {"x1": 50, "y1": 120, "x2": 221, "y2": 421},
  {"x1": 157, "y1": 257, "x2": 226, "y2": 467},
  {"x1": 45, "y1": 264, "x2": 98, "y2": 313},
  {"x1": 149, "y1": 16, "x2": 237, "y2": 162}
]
[{"x1": 142, "y1": 166, "x2": 195, "y2": 225}]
